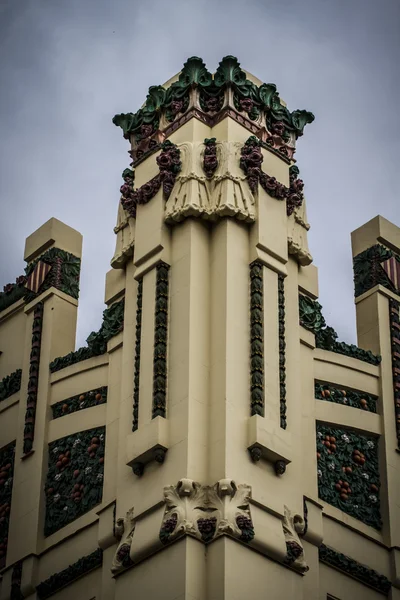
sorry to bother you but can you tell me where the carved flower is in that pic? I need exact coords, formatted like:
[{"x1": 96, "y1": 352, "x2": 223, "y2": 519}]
[
  {"x1": 73, "y1": 439, "x2": 81, "y2": 447},
  {"x1": 52, "y1": 447, "x2": 60, "y2": 454},
  {"x1": 291, "y1": 178, "x2": 304, "y2": 193},
  {"x1": 369, "y1": 495, "x2": 378, "y2": 503},
  {"x1": 55, "y1": 473, "x2": 62, "y2": 481},
  {"x1": 97, "y1": 474, "x2": 103, "y2": 481},
  {"x1": 85, "y1": 467, "x2": 92, "y2": 474},
  {"x1": 63, "y1": 506, "x2": 68, "y2": 511},
  {"x1": 271, "y1": 121, "x2": 286, "y2": 136},
  {"x1": 361, "y1": 473, "x2": 370, "y2": 480},
  {"x1": 140, "y1": 124, "x2": 153, "y2": 138},
  {"x1": 239, "y1": 98, "x2": 254, "y2": 113},
  {"x1": 156, "y1": 153, "x2": 172, "y2": 169},
  {"x1": 80, "y1": 402, "x2": 85, "y2": 408},
  {"x1": 53, "y1": 493, "x2": 60, "y2": 502},
  {"x1": 317, "y1": 469, "x2": 322, "y2": 479},
  {"x1": 328, "y1": 462, "x2": 335, "y2": 470},
  {"x1": 100, "y1": 434, "x2": 104, "y2": 441},
  {"x1": 204, "y1": 155, "x2": 218, "y2": 172},
  {"x1": 171, "y1": 100, "x2": 184, "y2": 115},
  {"x1": 317, "y1": 432, "x2": 323, "y2": 438},
  {"x1": 341, "y1": 434, "x2": 350, "y2": 443},
  {"x1": 367, "y1": 441, "x2": 375, "y2": 449}
]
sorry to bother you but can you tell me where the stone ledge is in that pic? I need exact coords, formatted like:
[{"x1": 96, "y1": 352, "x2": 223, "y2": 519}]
[
  {"x1": 24, "y1": 286, "x2": 78, "y2": 315},
  {"x1": 315, "y1": 401, "x2": 382, "y2": 436},
  {"x1": 126, "y1": 416, "x2": 169, "y2": 476},
  {"x1": 247, "y1": 414, "x2": 293, "y2": 473},
  {"x1": 49, "y1": 354, "x2": 109, "y2": 385}
]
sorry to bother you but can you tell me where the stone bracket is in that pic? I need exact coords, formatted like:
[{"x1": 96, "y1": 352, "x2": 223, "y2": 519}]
[
  {"x1": 302, "y1": 497, "x2": 324, "y2": 547},
  {"x1": 126, "y1": 416, "x2": 169, "y2": 476},
  {"x1": 247, "y1": 414, "x2": 292, "y2": 474}
]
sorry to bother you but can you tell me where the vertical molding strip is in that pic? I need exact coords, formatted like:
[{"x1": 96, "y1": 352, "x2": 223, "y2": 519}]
[
  {"x1": 132, "y1": 279, "x2": 143, "y2": 432},
  {"x1": 278, "y1": 275, "x2": 287, "y2": 428},
  {"x1": 23, "y1": 301, "x2": 44, "y2": 455},
  {"x1": 389, "y1": 298, "x2": 400, "y2": 449},
  {"x1": 152, "y1": 262, "x2": 170, "y2": 419},
  {"x1": 250, "y1": 261, "x2": 264, "y2": 416}
]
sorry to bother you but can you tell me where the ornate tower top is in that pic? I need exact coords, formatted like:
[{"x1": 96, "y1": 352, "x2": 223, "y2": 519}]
[
  {"x1": 113, "y1": 55, "x2": 314, "y2": 166},
  {"x1": 111, "y1": 56, "x2": 314, "y2": 270}
]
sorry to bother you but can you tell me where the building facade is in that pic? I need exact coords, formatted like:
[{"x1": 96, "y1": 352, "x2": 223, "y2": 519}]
[{"x1": 0, "y1": 56, "x2": 399, "y2": 600}]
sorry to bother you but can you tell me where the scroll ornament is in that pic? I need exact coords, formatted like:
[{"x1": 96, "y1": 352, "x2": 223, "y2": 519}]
[
  {"x1": 159, "y1": 478, "x2": 254, "y2": 545},
  {"x1": 282, "y1": 506, "x2": 309, "y2": 573},
  {"x1": 111, "y1": 508, "x2": 135, "y2": 573}
]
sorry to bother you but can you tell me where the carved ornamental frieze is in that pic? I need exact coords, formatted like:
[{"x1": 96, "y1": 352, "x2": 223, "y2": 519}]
[
  {"x1": 113, "y1": 56, "x2": 314, "y2": 167},
  {"x1": 159, "y1": 478, "x2": 254, "y2": 545}
]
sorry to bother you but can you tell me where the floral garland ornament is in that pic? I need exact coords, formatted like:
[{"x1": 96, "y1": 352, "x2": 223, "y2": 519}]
[
  {"x1": 299, "y1": 294, "x2": 381, "y2": 366},
  {"x1": 389, "y1": 298, "x2": 400, "y2": 449},
  {"x1": 23, "y1": 302, "x2": 44, "y2": 455},
  {"x1": 111, "y1": 508, "x2": 135, "y2": 574},
  {"x1": 286, "y1": 166, "x2": 304, "y2": 216},
  {"x1": 0, "y1": 442, "x2": 16, "y2": 569},
  {"x1": 120, "y1": 141, "x2": 181, "y2": 219},
  {"x1": 203, "y1": 138, "x2": 218, "y2": 178},
  {"x1": 240, "y1": 136, "x2": 288, "y2": 199},
  {"x1": 315, "y1": 382, "x2": 377, "y2": 413},
  {"x1": 0, "y1": 369, "x2": 22, "y2": 403}
]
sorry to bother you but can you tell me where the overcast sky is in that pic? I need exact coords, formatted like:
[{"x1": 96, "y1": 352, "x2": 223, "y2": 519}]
[{"x1": 0, "y1": 0, "x2": 399, "y2": 348}]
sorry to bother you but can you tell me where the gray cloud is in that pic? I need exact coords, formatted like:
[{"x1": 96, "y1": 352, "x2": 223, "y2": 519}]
[{"x1": 0, "y1": 0, "x2": 399, "y2": 346}]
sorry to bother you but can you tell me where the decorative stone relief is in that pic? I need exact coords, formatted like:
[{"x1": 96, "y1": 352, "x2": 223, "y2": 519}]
[
  {"x1": 316, "y1": 424, "x2": 381, "y2": 530},
  {"x1": 287, "y1": 184, "x2": 313, "y2": 266},
  {"x1": 0, "y1": 369, "x2": 22, "y2": 403},
  {"x1": 282, "y1": 506, "x2": 308, "y2": 573},
  {"x1": 315, "y1": 382, "x2": 377, "y2": 413},
  {"x1": 51, "y1": 387, "x2": 107, "y2": 419},
  {"x1": 111, "y1": 508, "x2": 135, "y2": 573},
  {"x1": 36, "y1": 549, "x2": 103, "y2": 599},
  {"x1": 44, "y1": 427, "x2": 105, "y2": 536},
  {"x1": 160, "y1": 479, "x2": 210, "y2": 543},
  {"x1": 0, "y1": 442, "x2": 16, "y2": 569},
  {"x1": 0, "y1": 275, "x2": 26, "y2": 313},
  {"x1": 389, "y1": 298, "x2": 400, "y2": 449},
  {"x1": 23, "y1": 302, "x2": 44, "y2": 455},
  {"x1": 120, "y1": 141, "x2": 181, "y2": 219},
  {"x1": 215, "y1": 479, "x2": 255, "y2": 543},
  {"x1": 159, "y1": 479, "x2": 254, "y2": 546},
  {"x1": 153, "y1": 263, "x2": 169, "y2": 419},
  {"x1": 24, "y1": 247, "x2": 81, "y2": 303},
  {"x1": 250, "y1": 261, "x2": 264, "y2": 417},
  {"x1": 299, "y1": 294, "x2": 381, "y2": 365},
  {"x1": 164, "y1": 142, "x2": 211, "y2": 222},
  {"x1": 111, "y1": 168, "x2": 136, "y2": 268},
  {"x1": 278, "y1": 275, "x2": 287, "y2": 428},
  {"x1": 165, "y1": 140, "x2": 256, "y2": 224},
  {"x1": 353, "y1": 243, "x2": 400, "y2": 298},
  {"x1": 132, "y1": 279, "x2": 143, "y2": 432},
  {"x1": 319, "y1": 544, "x2": 391, "y2": 595},
  {"x1": 50, "y1": 297, "x2": 125, "y2": 373},
  {"x1": 113, "y1": 56, "x2": 314, "y2": 164},
  {"x1": 203, "y1": 138, "x2": 218, "y2": 178},
  {"x1": 240, "y1": 136, "x2": 288, "y2": 200},
  {"x1": 10, "y1": 561, "x2": 23, "y2": 600}
]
